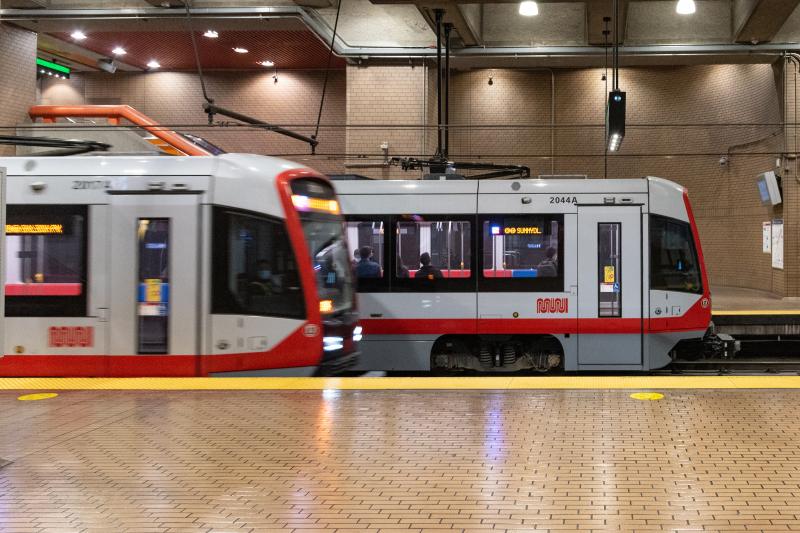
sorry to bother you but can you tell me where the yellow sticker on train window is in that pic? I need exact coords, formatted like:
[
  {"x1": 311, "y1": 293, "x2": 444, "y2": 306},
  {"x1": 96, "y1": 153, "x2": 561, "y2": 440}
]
[
  {"x1": 145, "y1": 279, "x2": 162, "y2": 303},
  {"x1": 604, "y1": 265, "x2": 615, "y2": 283}
]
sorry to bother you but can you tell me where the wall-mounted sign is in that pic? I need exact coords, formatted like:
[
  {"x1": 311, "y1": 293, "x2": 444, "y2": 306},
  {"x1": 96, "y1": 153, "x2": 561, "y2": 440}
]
[
  {"x1": 772, "y1": 219, "x2": 784, "y2": 269},
  {"x1": 762, "y1": 221, "x2": 771, "y2": 253}
]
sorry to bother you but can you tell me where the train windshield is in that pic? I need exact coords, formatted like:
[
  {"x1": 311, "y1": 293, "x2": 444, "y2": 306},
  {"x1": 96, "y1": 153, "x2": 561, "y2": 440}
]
[
  {"x1": 650, "y1": 214, "x2": 703, "y2": 294},
  {"x1": 291, "y1": 179, "x2": 354, "y2": 315}
]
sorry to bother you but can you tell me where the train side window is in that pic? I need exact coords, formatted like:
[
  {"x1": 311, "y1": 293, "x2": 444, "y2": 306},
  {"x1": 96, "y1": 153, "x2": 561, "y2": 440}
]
[
  {"x1": 650, "y1": 214, "x2": 702, "y2": 294},
  {"x1": 598, "y1": 222, "x2": 622, "y2": 317},
  {"x1": 479, "y1": 214, "x2": 564, "y2": 292},
  {"x1": 392, "y1": 216, "x2": 474, "y2": 292},
  {"x1": 345, "y1": 218, "x2": 387, "y2": 292},
  {"x1": 212, "y1": 207, "x2": 305, "y2": 319},
  {"x1": 5, "y1": 205, "x2": 88, "y2": 317}
]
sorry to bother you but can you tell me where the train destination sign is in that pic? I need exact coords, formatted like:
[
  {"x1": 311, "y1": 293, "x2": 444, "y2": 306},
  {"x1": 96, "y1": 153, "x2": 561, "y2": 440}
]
[
  {"x1": 503, "y1": 226, "x2": 542, "y2": 235},
  {"x1": 5, "y1": 223, "x2": 64, "y2": 235}
]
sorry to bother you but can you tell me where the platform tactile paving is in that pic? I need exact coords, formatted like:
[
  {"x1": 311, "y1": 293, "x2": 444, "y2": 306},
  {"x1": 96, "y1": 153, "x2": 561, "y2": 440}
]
[{"x1": 0, "y1": 389, "x2": 799, "y2": 532}]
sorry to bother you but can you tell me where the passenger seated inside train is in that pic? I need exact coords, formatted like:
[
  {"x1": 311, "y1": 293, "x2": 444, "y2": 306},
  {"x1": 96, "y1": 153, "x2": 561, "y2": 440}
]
[
  {"x1": 415, "y1": 252, "x2": 443, "y2": 280},
  {"x1": 536, "y1": 247, "x2": 558, "y2": 277},
  {"x1": 355, "y1": 246, "x2": 382, "y2": 278},
  {"x1": 248, "y1": 259, "x2": 283, "y2": 294}
]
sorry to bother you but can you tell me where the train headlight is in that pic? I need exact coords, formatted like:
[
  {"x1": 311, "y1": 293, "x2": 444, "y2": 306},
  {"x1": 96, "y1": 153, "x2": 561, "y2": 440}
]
[
  {"x1": 320, "y1": 299, "x2": 333, "y2": 314},
  {"x1": 353, "y1": 326, "x2": 363, "y2": 343},
  {"x1": 323, "y1": 336, "x2": 344, "y2": 352}
]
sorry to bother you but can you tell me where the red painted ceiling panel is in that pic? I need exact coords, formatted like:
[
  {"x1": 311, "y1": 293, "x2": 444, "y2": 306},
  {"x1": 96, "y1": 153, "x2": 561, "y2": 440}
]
[{"x1": 50, "y1": 30, "x2": 346, "y2": 70}]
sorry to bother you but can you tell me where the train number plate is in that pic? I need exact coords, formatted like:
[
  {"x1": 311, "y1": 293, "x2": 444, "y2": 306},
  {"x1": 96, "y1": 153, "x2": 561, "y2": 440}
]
[{"x1": 549, "y1": 196, "x2": 577, "y2": 204}]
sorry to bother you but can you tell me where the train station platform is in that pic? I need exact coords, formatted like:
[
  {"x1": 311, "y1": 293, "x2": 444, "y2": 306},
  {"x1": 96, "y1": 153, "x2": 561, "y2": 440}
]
[
  {"x1": 711, "y1": 286, "x2": 800, "y2": 344},
  {"x1": 2, "y1": 376, "x2": 800, "y2": 532}
]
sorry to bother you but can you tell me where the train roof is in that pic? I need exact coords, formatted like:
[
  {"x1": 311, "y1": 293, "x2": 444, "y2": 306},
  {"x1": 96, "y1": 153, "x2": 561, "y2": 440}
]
[
  {"x1": 334, "y1": 176, "x2": 684, "y2": 196},
  {"x1": 0, "y1": 153, "x2": 308, "y2": 181}
]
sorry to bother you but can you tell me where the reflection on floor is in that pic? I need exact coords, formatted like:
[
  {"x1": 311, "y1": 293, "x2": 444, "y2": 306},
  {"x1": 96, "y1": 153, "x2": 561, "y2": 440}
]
[{"x1": 1, "y1": 388, "x2": 799, "y2": 532}]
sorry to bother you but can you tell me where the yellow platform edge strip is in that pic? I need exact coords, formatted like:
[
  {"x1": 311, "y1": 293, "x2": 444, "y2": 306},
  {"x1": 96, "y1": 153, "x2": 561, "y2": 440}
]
[{"x1": 2, "y1": 376, "x2": 800, "y2": 390}]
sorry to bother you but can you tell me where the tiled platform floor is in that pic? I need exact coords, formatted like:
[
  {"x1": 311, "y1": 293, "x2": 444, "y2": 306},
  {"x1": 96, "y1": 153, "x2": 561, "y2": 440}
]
[{"x1": 1, "y1": 388, "x2": 800, "y2": 532}]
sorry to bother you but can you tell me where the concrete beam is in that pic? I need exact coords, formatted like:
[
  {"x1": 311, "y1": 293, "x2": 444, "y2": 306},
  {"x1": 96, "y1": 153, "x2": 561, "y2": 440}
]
[
  {"x1": 1, "y1": 0, "x2": 48, "y2": 7},
  {"x1": 734, "y1": 0, "x2": 800, "y2": 43},
  {"x1": 586, "y1": 0, "x2": 627, "y2": 45},
  {"x1": 293, "y1": 0, "x2": 335, "y2": 8},
  {"x1": 416, "y1": 3, "x2": 481, "y2": 45}
]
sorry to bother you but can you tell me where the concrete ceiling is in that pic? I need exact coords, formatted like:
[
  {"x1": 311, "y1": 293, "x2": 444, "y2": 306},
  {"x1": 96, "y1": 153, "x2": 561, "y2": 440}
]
[{"x1": 2, "y1": 0, "x2": 800, "y2": 67}]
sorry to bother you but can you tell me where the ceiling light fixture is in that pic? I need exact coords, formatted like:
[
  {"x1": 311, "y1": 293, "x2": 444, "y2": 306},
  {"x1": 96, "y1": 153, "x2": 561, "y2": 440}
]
[
  {"x1": 112, "y1": 46, "x2": 126, "y2": 56},
  {"x1": 203, "y1": 29, "x2": 219, "y2": 38},
  {"x1": 676, "y1": 0, "x2": 696, "y2": 14},
  {"x1": 519, "y1": 1, "x2": 539, "y2": 16},
  {"x1": 260, "y1": 60, "x2": 275, "y2": 67},
  {"x1": 233, "y1": 47, "x2": 249, "y2": 54},
  {"x1": 71, "y1": 30, "x2": 87, "y2": 41},
  {"x1": 147, "y1": 60, "x2": 161, "y2": 69}
]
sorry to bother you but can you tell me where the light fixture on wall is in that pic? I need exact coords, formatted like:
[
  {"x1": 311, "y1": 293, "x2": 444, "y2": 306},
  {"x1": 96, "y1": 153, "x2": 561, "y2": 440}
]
[
  {"x1": 203, "y1": 29, "x2": 219, "y2": 38},
  {"x1": 112, "y1": 46, "x2": 126, "y2": 56},
  {"x1": 36, "y1": 58, "x2": 71, "y2": 80},
  {"x1": 146, "y1": 60, "x2": 161, "y2": 69},
  {"x1": 676, "y1": 0, "x2": 696, "y2": 14},
  {"x1": 70, "y1": 30, "x2": 87, "y2": 41},
  {"x1": 519, "y1": 1, "x2": 539, "y2": 16},
  {"x1": 259, "y1": 60, "x2": 275, "y2": 67},
  {"x1": 233, "y1": 47, "x2": 249, "y2": 54}
]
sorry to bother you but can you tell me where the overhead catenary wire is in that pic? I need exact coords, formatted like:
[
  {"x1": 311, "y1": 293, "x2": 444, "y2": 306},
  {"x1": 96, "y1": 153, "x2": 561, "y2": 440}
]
[
  {"x1": 183, "y1": 0, "x2": 214, "y2": 108},
  {"x1": 313, "y1": 0, "x2": 343, "y2": 143}
]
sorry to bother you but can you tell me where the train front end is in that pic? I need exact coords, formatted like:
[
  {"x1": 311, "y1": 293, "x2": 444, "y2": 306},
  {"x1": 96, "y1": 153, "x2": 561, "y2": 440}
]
[{"x1": 283, "y1": 174, "x2": 359, "y2": 374}]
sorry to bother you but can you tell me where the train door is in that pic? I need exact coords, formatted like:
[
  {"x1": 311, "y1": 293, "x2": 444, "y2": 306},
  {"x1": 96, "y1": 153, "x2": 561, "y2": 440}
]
[
  {"x1": 576, "y1": 205, "x2": 643, "y2": 367},
  {"x1": 108, "y1": 195, "x2": 201, "y2": 369}
]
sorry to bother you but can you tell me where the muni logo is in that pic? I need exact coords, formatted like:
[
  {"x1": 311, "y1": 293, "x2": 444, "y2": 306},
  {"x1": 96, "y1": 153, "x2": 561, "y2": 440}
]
[{"x1": 536, "y1": 297, "x2": 568, "y2": 314}]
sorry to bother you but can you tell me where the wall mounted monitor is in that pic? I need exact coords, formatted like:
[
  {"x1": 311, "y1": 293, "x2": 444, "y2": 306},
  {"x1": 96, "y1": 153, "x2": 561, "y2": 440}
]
[{"x1": 757, "y1": 171, "x2": 782, "y2": 206}]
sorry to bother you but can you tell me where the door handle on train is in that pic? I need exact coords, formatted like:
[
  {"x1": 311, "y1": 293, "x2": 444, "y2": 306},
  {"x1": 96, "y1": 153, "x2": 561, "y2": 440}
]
[{"x1": 370, "y1": 313, "x2": 383, "y2": 318}]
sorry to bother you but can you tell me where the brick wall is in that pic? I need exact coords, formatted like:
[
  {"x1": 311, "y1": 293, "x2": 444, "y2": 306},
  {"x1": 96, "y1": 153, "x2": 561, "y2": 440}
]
[
  {"x1": 40, "y1": 69, "x2": 346, "y2": 175},
  {"x1": 345, "y1": 63, "x2": 430, "y2": 179},
  {"x1": 40, "y1": 61, "x2": 791, "y2": 294},
  {"x1": 0, "y1": 24, "x2": 37, "y2": 156}
]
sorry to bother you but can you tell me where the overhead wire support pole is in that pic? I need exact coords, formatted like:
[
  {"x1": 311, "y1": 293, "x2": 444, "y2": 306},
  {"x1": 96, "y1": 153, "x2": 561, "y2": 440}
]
[
  {"x1": 434, "y1": 9, "x2": 444, "y2": 160},
  {"x1": 313, "y1": 0, "x2": 343, "y2": 154},
  {"x1": 183, "y1": 0, "x2": 214, "y2": 114},
  {"x1": 444, "y1": 22, "x2": 453, "y2": 160}
]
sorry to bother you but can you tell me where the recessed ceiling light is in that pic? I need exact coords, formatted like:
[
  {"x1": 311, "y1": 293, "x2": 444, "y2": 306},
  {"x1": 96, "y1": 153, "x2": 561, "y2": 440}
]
[
  {"x1": 233, "y1": 47, "x2": 249, "y2": 54},
  {"x1": 203, "y1": 29, "x2": 219, "y2": 38},
  {"x1": 519, "y1": 1, "x2": 538, "y2": 16},
  {"x1": 147, "y1": 60, "x2": 161, "y2": 69},
  {"x1": 260, "y1": 60, "x2": 275, "y2": 67},
  {"x1": 71, "y1": 30, "x2": 87, "y2": 41},
  {"x1": 112, "y1": 46, "x2": 126, "y2": 56},
  {"x1": 676, "y1": 0, "x2": 696, "y2": 14}
]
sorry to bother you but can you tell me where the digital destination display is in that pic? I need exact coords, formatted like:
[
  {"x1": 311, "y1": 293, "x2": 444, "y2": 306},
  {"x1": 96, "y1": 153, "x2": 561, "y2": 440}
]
[
  {"x1": 6, "y1": 224, "x2": 64, "y2": 235},
  {"x1": 503, "y1": 226, "x2": 542, "y2": 235}
]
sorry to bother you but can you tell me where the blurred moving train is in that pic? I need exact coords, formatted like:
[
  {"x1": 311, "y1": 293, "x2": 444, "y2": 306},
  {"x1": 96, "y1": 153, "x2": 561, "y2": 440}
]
[
  {"x1": 336, "y1": 176, "x2": 711, "y2": 372},
  {"x1": 0, "y1": 154, "x2": 358, "y2": 376}
]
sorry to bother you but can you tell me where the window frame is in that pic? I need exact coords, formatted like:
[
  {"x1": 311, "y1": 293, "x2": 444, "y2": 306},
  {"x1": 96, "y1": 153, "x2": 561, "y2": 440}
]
[
  {"x1": 5, "y1": 204, "x2": 89, "y2": 317},
  {"x1": 344, "y1": 214, "x2": 391, "y2": 293},
  {"x1": 649, "y1": 213, "x2": 704, "y2": 295},
  {"x1": 390, "y1": 213, "x2": 477, "y2": 293},
  {"x1": 211, "y1": 206, "x2": 306, "y2": 320},
  {"x1": 478, "y1": 213, "x2": 565, "y2": 293}
]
